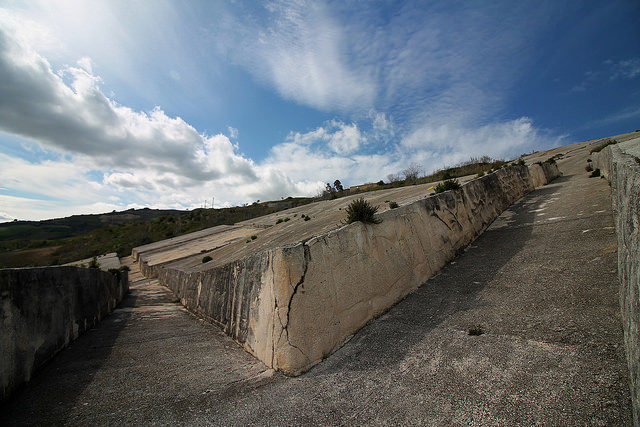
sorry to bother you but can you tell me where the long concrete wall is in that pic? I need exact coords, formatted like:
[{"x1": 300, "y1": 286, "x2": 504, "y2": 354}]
[
  {"x1": 0, "y1": 266, "x2": 129, "y2": 401},
  {"x1": 158, "y1": 164, "x2": 560, "y2": 375},
  {"x1": 598, "y1": 138, "x2": 640, "y2": 424}
]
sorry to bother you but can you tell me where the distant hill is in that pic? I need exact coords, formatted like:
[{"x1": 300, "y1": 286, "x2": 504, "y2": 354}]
[
  {"x1": 0, "y1": 208, "x2": 187, "y2": 242},
  {"x1": 0, "y1": 200, "x2": 314, "y2": 268}
]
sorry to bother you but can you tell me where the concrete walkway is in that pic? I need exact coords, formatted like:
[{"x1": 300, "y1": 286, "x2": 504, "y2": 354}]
[{"x1": 1, "y1": 143, "x2": 632, "y2": 425}]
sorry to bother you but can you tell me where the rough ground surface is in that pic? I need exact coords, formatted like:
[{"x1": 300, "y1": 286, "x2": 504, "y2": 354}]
[{"x1": 1, "y1": 139, "x2": 632, "y2": 425}]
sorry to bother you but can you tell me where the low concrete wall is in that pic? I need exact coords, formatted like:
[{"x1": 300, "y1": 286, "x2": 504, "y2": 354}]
[
  {"x1": 600, "y1": 138, "x2": 640, "y2": 424},
  {"x1": 0, "y1": 266, "x2": 128, "y2": 401},
  {"x1": 158, "y1": 163, "x2": 559, "y2": 375},
  {"x1": 529, "y1": 161, "x2": 561, "y2": 187}
]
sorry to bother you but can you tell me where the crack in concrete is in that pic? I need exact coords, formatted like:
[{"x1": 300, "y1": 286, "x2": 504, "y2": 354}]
[{"x1": 431, "y1": 211, "x2": 452, "y2": 231}]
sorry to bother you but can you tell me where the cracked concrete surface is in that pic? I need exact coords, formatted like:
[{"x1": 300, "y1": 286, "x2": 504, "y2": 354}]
[{"x1": 1, "y1": 136, "x2": 634, "y2": 424}]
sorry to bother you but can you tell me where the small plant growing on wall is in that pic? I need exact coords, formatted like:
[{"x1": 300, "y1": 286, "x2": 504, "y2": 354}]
[
  {"x1": 590, "y1": 168, "x2": 601, "y2": 178},
  {"x1": 345, "y1": 198, "x2": 381, "y2": 224},
  {"x1": 202, "y1": 256, "x2": 212, "y2": 263},
  {"x1": 434, "y1": 179, "x2": 462, "y2": 194},
  {"x1": 88, "y1": 256, "x2": 100, "y2": 269},
  {"x1": 388, "y1": 201, "x2": 399, "y2": 209}
]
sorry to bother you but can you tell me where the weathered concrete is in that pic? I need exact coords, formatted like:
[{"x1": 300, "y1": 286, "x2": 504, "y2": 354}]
[
  {"x1": 64, "y1": 252, "x2": 121, "y2": 271},
  {"x1": 0, "y1": 266, "x2": 128, "y2": 401},
  {"x1": 151, "y1": 164, "x2": 559, "y2": 375},
  {"x1": 529, "y1": 161, "x2": 561, "y2": 188},
  {"x1": 596, "y1": 136, "x2": 640, "y2": 424},
  {"x1": 1, "y1": 137, "x2": 631, "y2": 425}
]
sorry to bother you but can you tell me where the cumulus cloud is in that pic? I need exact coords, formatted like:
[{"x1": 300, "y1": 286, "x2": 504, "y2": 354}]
[{"x1": 0, "y1": 27, "x2": 258, "y2": 187}]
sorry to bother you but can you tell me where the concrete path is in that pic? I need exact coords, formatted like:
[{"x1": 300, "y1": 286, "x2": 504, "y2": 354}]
[{"x1": 1, "y1": 143, "x2": 632, "y2": 425}]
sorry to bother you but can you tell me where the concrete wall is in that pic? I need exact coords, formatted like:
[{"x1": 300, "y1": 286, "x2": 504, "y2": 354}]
[
  {"x1": 158, "y1": 163, "x2": 559, "y2": 376},
  {"x1": 600, "y1": 138, "x2": 640, "y2": 424},
  {"x1": 529, "y1": 162, "x2": 561, "y2": 188},
  {"x1": 0, "y1": 266, "x2": 128, "y2": 401}
]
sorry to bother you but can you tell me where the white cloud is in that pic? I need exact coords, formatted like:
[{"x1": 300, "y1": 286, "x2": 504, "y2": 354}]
[
  {"x1": 611, "y1": 57, "x2": 640, "y2": 80},
  {"x1": 227, "y1": 126, "x2": 238, "y2": 139},
  {"x1": 214, "y1": 1, "x2": 375, "y2": 112}
]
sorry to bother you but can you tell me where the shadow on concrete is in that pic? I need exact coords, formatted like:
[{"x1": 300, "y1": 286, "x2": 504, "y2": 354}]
[
  {"x1": 308, "y1": 183, "x2": 562, "y2": 376},
  {"x1": 0, "y1": 286, "x2": 138, "y2": 425}
]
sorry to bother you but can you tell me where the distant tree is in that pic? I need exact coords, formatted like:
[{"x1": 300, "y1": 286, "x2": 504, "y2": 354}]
[
  {"x1": 387, "y1": 173, "x2": 401, "y2": 183},
  {"x1": 402, "y1": 163, "x2": 423, "y2": 182}
]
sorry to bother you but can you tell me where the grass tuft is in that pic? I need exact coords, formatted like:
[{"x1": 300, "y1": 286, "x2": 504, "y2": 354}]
[
  {"x1": 434, "y1": 179, "x2": 462, "y2": 194},
  {"x1": 345, "y1": 198, "x2": 381, "y2": 224}
]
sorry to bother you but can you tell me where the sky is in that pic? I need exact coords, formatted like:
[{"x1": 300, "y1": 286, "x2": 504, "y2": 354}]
[{"x1": 0, "y1": 0, "x2": 639, "y2": 222}]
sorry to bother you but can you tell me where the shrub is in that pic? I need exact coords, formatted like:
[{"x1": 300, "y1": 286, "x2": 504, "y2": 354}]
[
  {"x1": 202, "y1": 256, "x2": 212, "y2": 263},
  {"x1": 119, "y1": 265, "x2": 130, "y2": 272},
  {"x1": 517, "y1": 158, "x2": 525, "y2": 166},
  {"x1": 284, "y1": 217, "x2": 290, "y2": 222},
  {"x1": 585, "y1": 163, "x2": 593, "y2": 172},
  {"x1": 545, "y1": 157, "x2": 556, "y2": 164},
  {"x1": 303, "y1": 215, "x2": 311, "y2": 221},
  {"x1": 88, "y1": 256, "x2": 100, "y2": 269},
  {"x1": 590, "y1": 168, "x2": 601, "y2": 178},
  {"x1": 276, "y1": 218, "x2": 283, "y2": 224},
  {"x1": 389, "y1": 201, "x2": 399, "y2": 209},
  {"x1": 587, "y1": 158, "x2": 592, "y2": 162},
  {"x1": 477, "y1": 171, "x2": 485, "y2": 177},
  {"x1": 108, "y1": 268, "x2": 121, "y2": 278},
  {"x1": 434, "y1": 179, "x2": 462, "y2": 194},
  {"x1": 345, "y1": 198, "x2": 380, "y2": 224},
  {"x1": 377, "y1": 180, "x2": 385, "y2": 186},
  {"x1": 251, "y1": 235, "x2": 257, "y2": 240}
]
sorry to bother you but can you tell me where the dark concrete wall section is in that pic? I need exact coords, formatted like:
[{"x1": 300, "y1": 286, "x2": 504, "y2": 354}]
[
  {"x1": 0, "y1": 266, "x2": 128, "y2": 401},
  {"x1": 602, "y1": 138, "x2": 640, "y2": 425}
]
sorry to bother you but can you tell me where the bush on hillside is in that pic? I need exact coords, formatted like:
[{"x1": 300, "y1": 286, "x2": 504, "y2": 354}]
[
  {"x1": 434, "y1": 179, "x2": 462, "y2": 194},
  {"x1": 345, "y1": 198, "x2": 380, "y2": 224}
]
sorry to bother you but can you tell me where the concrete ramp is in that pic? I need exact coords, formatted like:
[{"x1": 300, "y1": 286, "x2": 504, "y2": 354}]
[{"x1": 134, "y1": 163, "x2": 560, "y2": 375}]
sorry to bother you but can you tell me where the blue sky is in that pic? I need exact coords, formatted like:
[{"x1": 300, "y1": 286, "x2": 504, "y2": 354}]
[{"x1": 0, "y1": 0, "x2": 639, "y2": 221}]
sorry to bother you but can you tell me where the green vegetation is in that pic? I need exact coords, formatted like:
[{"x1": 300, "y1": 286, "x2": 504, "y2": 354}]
[
  {"x1": 88, "y1": 256, "x2": 100, "y2": 269},
  {"x1": 108, "y1": 265, "x2": 131, "y2": 279},
  {"x1": 388, "y1": 201, "x2": 399, "y2": 209},
  {"x1": 351, "y1": 156, "x2": 509, "y2": 197},
  {"x1": 276, "y1": 218, "x2": 283, "y2": 224},
  {"x1": 284, "y1": 217, "x2": 290, "y2": 222},
  {"x1": 0, "y1": 198, "x2": 314, "y2": 268},
  {"x1": 303, "y1": 215, "x2": 311, "y2": 221},
  {"x1": 251, "y1": 235, "x2": 257, "y2": 240},
  {"x1": 589, "y1": 139, "x2": 618, "y2": 154},
  {"x1": 477, "y1": 171, "x2": 485, "y2": 177},
  {"x1": 345, "y1": 198, "x2": 380, "y2": 224},
  {"x1": 590, "y1": 168, "x2": 601, "y2": 178},
  {"x1": 434, "y1": 179, "x2": 462, "y2": 194},
  {"x1": 202, "y1": 256, "x2": 212, "y2": 263}
]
